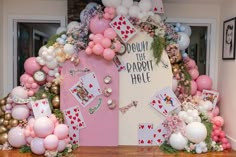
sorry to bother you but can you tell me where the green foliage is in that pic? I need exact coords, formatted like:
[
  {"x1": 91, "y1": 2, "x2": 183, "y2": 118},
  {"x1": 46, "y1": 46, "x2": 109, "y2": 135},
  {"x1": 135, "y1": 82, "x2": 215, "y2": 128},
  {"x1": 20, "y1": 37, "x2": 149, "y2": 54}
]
[
  {"x1": 200, "y1": 113, "x2": 213, "y2": 149},
  {"x1": 53, "y1": 109, "x2": 64, "y2": 123},
  {"x1": 57, "y1": 144, "x2": 78, "y2": 157},
  {"x1": 160, "y1": 141, "x2": 178, "y2": 154},
  {"x1": 151, "y1": 35, "x2": 166, "y2": 65},
  {"x1": 19, "y1": 145, "x2": 31, "y2": 153}
]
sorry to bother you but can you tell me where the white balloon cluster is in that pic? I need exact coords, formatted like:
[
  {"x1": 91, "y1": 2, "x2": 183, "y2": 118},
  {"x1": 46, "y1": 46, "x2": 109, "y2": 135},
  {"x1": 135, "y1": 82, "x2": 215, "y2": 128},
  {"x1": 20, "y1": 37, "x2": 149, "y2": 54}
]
[
  {"x1": 195, "y1": 141, "x2": 208, "y2": 154},
  {"x1": 198, "y1": 100, "x2": 214, "y2": 113},
  {"x1": 48, "y1": 68, "x2": 60, "y2": 78},
  {"x1": 178, "y1": 109, "x2": 201, "y2": 124},
  {"x1": 56, "y1": 34, "x2": 67, "y2": 45},
  {"x1": 102, "y1": 0, "x2": 155, "y2": 22}
]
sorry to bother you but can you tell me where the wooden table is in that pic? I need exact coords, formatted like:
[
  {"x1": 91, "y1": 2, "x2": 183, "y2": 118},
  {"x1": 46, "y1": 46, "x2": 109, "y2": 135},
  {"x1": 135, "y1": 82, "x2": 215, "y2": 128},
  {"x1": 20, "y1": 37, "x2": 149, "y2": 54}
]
[{"x1": 0, "y1": 146, "x2": 235, "y2": 157}]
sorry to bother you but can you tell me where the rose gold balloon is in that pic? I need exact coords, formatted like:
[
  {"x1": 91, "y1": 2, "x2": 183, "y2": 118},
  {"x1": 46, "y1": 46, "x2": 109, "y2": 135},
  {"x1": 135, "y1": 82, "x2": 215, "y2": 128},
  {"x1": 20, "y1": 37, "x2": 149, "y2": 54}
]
[
  {"x1": 0, "y1": 99, "x2": 6, "y2": 106},
  {"x1": 0, "y1": 126, "x2": 7, "y2": 134},
  {"x1": 50, "y1": 86, "x2": 60, "y2": 95},
  {"x1": 41, "y1": 93, "x2": 48, "y2": 99},
  {"x1": 52, "y1": 96, "x2": 60, "y2": 109},
  {"x1": 0, "y1": 133, "x2": 8, "y2": 144},
  {"x1": 10, "y1": 119, "x2": 19, "y2": 127},
  {"x1": 4, "y1": 113, "x2": 11, "y2": 120},
  {"x1": 3, "y1": 120, "x2": 9, "y2": 126}
]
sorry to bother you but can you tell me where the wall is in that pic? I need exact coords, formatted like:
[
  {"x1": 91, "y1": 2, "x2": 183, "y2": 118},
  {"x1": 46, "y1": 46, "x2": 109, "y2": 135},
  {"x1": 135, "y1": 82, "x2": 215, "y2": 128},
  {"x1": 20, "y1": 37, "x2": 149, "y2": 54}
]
[
  {"x1": 218, "y1": 0, "x2": 236, "y2": 150},
  {"x1": 1, "y1": 0, "x2": 67, "y2": 97},
  {"x1": 0, "y1": 0, "x2": 3, "y2": 97}
]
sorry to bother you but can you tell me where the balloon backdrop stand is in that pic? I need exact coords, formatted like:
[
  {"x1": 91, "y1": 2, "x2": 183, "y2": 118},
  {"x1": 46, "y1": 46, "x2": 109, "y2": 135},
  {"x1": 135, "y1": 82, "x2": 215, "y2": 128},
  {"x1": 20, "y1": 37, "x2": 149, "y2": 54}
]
[{"x1": 0, "y1": 0, "x2": 231, "y2": 156}]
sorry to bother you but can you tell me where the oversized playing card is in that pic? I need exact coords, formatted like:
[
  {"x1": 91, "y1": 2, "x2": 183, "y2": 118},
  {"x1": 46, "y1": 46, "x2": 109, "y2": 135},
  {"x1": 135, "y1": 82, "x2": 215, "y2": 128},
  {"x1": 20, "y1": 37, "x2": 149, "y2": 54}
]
[
  {"x1": 31, "y1": 98, "x2": 51, "y2": 119},
  {"x1": 153, "y1": 122, "x2": 167, "y2": 146},
  {"x1": 158, "y1": 87, "x2": 181, "y2": 114},
  {"x1": 113, "y1": 55, "x2": 126, "y2": 72},
  {"x1": 70, "y1": 79, "x2": 96, "y2": 107},
  {"x1": 64, "y1": 106, "x2": 86, "y2": 129},
  {"x1": 138, "y1": 123, "x2": 154, "y2": 146},
  {"x1": 149, "y1": 94, "x2": 168, "y2": 117},
  {"x1": 201, "y1": 90, "x2": 219, "y2": 109},
  {"x1": 110, "y1": 15, "x2": 137, "y2": 42},
  {"x1": 152, "y1": 0, "x2": 164, "y2": 14},
  {"x1": 80, "y1": 72, "x2": 102, "y2": 97}
]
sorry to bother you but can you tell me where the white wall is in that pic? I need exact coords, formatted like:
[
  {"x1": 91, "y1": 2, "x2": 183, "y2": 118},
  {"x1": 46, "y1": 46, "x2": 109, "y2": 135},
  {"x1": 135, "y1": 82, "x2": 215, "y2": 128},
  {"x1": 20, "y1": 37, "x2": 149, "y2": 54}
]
[
  {"x1": 218, "y1": 0, "x2": 236, "y2": 150},
  {"x1": 0, "y1": 0, "x2": 3, "y2": 97},
  {"x1": 1, "y1": 0, "x2": 67, "y2": 97}
]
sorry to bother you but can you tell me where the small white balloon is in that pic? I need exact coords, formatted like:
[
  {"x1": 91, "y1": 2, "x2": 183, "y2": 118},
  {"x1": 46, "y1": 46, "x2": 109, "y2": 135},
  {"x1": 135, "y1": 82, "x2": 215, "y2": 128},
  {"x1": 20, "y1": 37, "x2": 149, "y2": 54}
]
[
  {"x1": 46, "y1": 55, "x2": 53, "y2": 62},
  {"x1": 56, "y1": 27, "x2": 67, "y2": 34},
  {"x1": 139, "y1": 0, "x2": 152, "y2": 12},
  {"x1": 64, "y1": 44, "x2": 75, "y2": 55},
  {"x1": 48, "y1": 70, "x2": 55, "y2": 77},
  {"x1": 54, "y1": 72, "x2": 60, "y2": 78},
  {"x1": 38, "y1": 46, "x2": 47, "y2": 57},
  {"x1": 46, "y1": 59, "x2": 58, "y2": 69},
  {"x1": 129, "y1": 5, "x2": 140, "y2": 18},
  {"x1": 116, "y1": 5, "x2": 128, "y2": 16},
  {"x1": 178, "y1": 111, "x2": 186, "y2": 119},
  {"x1": 183, "y1": 24, "x2": 192, "y2": 36},
  {"x1": 39, "y1": 59, "x2": 45, "y2": 66},
  {"x1": 152, "y1": 14, "x2": 162, "y2": 24},
  {"x1": 196, "y1": 146, "x2": 202, "y2": 154},
  {"x1": 67, "y1": 21, "x2": 80, "y2": 32},
  {"x1": 177, "y1": 32, "x2": 190, "y2": 50},
  {"x1": 122, "y1": 0, "x2": 133, "y2": 8},
  {"x1": 169, "y1": 132, "x2": 188, "y2": 150}
]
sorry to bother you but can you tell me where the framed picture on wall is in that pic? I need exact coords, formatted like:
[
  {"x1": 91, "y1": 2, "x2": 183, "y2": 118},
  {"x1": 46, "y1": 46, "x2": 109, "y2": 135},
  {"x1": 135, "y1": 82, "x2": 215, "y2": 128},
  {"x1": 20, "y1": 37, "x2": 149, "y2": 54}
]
[{"x1": 222, "y1": 17, "x2": 236, "y2": 60}]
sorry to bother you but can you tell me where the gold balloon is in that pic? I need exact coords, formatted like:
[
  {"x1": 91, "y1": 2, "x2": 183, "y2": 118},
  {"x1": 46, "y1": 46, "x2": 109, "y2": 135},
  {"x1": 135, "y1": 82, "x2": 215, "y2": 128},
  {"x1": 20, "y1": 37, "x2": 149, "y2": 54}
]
[
  {"x1": 0, "y1": 126, "x2": 7, "y2": 134},
  {"x1": 3, "y1": 120, "x2": 9, "y2": 126},
  {"x1": 0, "y1": 133, "x2": 8, "y2": 145},
  {"x1": 10, "y1": 119, "x2": 18, "y2": 127},
  {"x1": 0, "y1": 110, "x2": 4, "y2": 117},
  {"x1": 0, "y1": 118, "x2": 4, "y2": 124},
  {"x1": 52, "y1": 95, "x2": 60, "y2": 109},
  {"x1": 50, "y1": 86, "x2": 60, "y2": 95},
  {"x1": 41, "y1": 93, "x2": 48, "y2": 99},
  {"x1": 4, "y1": 113, "x2": 11, "y2": 120},
  {"x1": 6, "y1": 125, "x2": 11, "y2": 130},
  {"x1": 0, "y1": 99, "x2": 6, "y2": 106}
]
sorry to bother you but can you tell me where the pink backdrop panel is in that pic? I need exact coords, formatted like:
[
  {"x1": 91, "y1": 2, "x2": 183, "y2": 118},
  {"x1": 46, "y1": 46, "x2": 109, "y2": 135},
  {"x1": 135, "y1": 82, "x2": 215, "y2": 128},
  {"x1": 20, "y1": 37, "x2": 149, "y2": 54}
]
[{"x1": 60, "y1": 51, "x2": 119, "y2": 146}]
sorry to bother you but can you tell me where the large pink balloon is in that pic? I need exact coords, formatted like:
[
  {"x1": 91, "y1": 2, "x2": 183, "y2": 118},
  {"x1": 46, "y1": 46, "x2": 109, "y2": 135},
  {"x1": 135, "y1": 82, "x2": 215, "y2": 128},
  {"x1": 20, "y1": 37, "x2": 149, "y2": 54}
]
[
  {"x1": 31, "y1": 137, "x2": 45, "y2": 155},
  {"x1": 57, "y1": 140, "x2": 67, "y2": 152},
  {"x1": 34, "y1": 117, "x2": 54, "y2": 138},
  {"x1": 89, "y1": 15, "x2": 110, "y2": 34},
  {"x1": 189, "y1": 68, "x2": 199, "y2": 80},
  {"x1": 44, "y1": 134, "x2": 59, "y2": 150},
  {"x1": 196, "y1": 75, "x2": 212, "y2": 91},
  {"x1": 54, "y1": 124, "x2": 69, "y2": 140},
  {"x1": 11, "y1": 105, "x2": 30, "y2": 120},
  {"x1": 8, "y1": 126, "x2": 27, "y2": 148},
  {"x1": 24, "y1": 57, "x2": 41, "y2": 75},
  {"x1": 190, "y1": 80, "x2": 197, "y2": 95}
]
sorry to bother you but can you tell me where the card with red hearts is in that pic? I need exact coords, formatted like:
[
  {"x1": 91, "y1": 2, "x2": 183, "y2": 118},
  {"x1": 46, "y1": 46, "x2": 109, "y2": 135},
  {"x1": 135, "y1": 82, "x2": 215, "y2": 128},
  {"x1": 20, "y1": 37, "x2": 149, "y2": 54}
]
[
  {"x1": 110, "y1": 15, "x2": 137, "y2": 42},
  {"x1": 138, "y1": 123, "x2": 154, "y2": 146},
  {"x1": 113, "y1": 55, "x2": 126, "y2": 72},
  {"x1": 64, "y1": 106, "x2": 86, "y2": 129},
  {"x1": 153, "y1": 122, "x2": 167, "y2": 146},
  {"x1": 201, "y1": 90, "x2": 219, "y2": 109},
  {"x1": 149, "y1": 95, "x2": 168, "y2": 117},
  {"x1": 152, "y1": 0, "x2": 164, "y2": 14},
  {"x1": 31, "y1": 98, "x2": 51, "y2": 119}
]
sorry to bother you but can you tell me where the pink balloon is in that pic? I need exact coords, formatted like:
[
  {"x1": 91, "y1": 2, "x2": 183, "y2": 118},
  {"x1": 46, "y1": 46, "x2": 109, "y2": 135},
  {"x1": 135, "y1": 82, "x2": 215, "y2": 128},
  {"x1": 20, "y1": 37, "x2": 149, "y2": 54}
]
[
  {"x1": 189, "y1": 68, "x2": 199, "y2": 80},
  {"x1": 57, "y1": 140, "x2": 66, "y2": 152},
  {"x1": 31, "y1": 83, "x2": 39, "y2": 89},
  {"x1": 113, "y1": 41, "x2": 122, "y2": 52},
  {"x1": 89, "y1": 16, "x2": 110, "y2": 34},
  {"x1": 93, "y1": 44, "x2": 104, "y2": 55},
  {"x1": 212, "y1": 136, "x2": 219, "y2": 142},
  {"x1": 212, "y1": 106, "x2": 220, "y2": 117},
  {"x1": 24, "y1": 129, "x2": 31, "y2": 137},
  {"x1": 31, "y1": 137, "x2": 45, "y2": 155},
  {"x1": 46, "y1": 75, "x2": 55, "y2": 82},
  {"x1": 186, "y1": 59, "x2": 196, "y2": 69},
  {"x1": 28, "y1": 90, "x2": 34, "y2": 97},
  {"x1": 27, "y1": 77, "x2": 34, "y2": 84},
  {"x1": 213, "y1": 116, "x2": 224, "y2": 127},
  {"x1": 20, "y1": 73, "x2": 30, "y2": 83},
  {"x1": 8, "y1": 126, "x2": 27, "y2": 148},
  {"x1": 104, "y1": 28, "x2": 117, "y2": 39},
  {"x1": 64, "y1": 137, "x2": 70, "y2": 145},
  {"x1": 34, "y1": 117, "x2": 54, "y2": 138},
  {"x1": 42, "y1": 65, "x2": 50, "y2": 74},
  {"x1": 11, "y1": 105, "x2": 30, "y2": 120},
  {"x1": 88, "y1": 41, "x2": 95, "y2": 48},
  {"x1": 26, "y1": 136, "x2": 33, "y2": 144},
  {"x1": 221, "y1": 138, "x2": 228, "y2": 144},
  {"x1": 11, "y1": 86, "x2": 28, "y2": 99},
  {"x1": 196, "y1": 75, "x2": 212, "y2": 91},
  {"x1": 194, "y1": 90, "x2": 202, "y2": 96},
  {"x1": 101, "y1": 38, "x2": 112, "y2": 48},
  {"x1": 49, "y1": 114, "x2": 58, "y2": 125},
  {"x1": 85, "y1": 47, "x2": 93, "y2": 55},
  {"x1": 54, "y1": 124, "x2": 69, "y2": 140},
  {"x1": 28, "y1": 117, "x2": 35, "y2": 128},
  {"x1": 44, "y1": 134, "x2": 59, "y2": 150},
  {"x1": 108, "y1": 7, "x2": 116, "y2": 14},
  {"x1": 24, "y1": 57, "x2": 41, "y2": 75},
  {"x1": 89, "y1": 34, "x2": 94, "y2": 40},
  {"x1": 93, "y1": 34, "x2": 104, "y2": 44},
  {"x1": 214, "y1": 129, "x2": 220, "y2": 136},
  {"x1": 103, "y1": 12, "x2": 110, "y2": 19},
  {"x1": 190, "y1": 80, "x2": 197, "y2": 95},
  {"x1": 226, "y1": 143, "x2": 231, "y2": 149},
  {"x1": 103, "y1": 48, "x2": 115, "y2": 60},
  {"x1": 219, "y1": 131, "x2": 225, "y2": 138},
  {"x1": 25, "y1": 83, "x2": 31, "y2": 89}
]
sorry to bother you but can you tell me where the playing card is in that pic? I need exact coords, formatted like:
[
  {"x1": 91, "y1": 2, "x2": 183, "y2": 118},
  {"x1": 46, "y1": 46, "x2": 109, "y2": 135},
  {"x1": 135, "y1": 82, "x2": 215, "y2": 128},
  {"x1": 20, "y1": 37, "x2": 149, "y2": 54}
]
[
  {"x1": 138, "y1": 123, "x2": 154, "y2": 146},
  {"x1": 152, "y1": 0, "x2": 164, "y2": 14},
  {"x1": 158, "y1": 87, "x2": 181, "y2": 114},
  {"x1": 64, "y1": 106, "x2": 86, "y2": 129},
  {"x1": 149, "y1": 94, "x2": 168, "y2": 116},
  {"x1": 31, "y1": 98, "x2": 51, "y2": 119},
  {"x1": 201, "y1": 90, "x2": 219, "y2": 109},
  {"x1": 70, "y1": 79, "x2": 96, "y2": 107},
  {"x1": 113, "y1": 55, "x2": 126, "y2": 72},
  {"x1": 68, "y1": 123, "x2": 79, "y2": 145},
  {"x1": 110, "y1": 15, "x2": 137, "y2": 42},
  {"x1": 153, "y1": 122, "x2": 168, "y2": 146},
  {"x1": 80, "y1": 72, "x2": 102, "y2": 97}
]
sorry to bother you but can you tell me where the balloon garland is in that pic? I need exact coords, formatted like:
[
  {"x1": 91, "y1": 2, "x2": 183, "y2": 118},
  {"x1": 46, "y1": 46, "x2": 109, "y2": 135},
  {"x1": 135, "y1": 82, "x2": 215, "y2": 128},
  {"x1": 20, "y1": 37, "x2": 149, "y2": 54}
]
[{"x1": 0, "y1": 0, "x2": 231, "y2": 156}]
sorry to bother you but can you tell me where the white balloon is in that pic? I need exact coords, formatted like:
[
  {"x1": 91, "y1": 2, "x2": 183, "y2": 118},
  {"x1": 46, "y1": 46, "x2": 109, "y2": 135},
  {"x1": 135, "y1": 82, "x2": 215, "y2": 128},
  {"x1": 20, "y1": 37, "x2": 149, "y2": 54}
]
[
  {"x1": 152, "y1": 14, "x2": 162, "y2": 24},
  {"x1": 30, "y1": 137, "x2": 46, "y2": 155},
  {"x1": 183, "y1": 24, "x2": 192, "y2": 36},
  {"x1": 204, "y1": 101, "x2": 213, "y2": 111},
  {"x1": 80, "y1": 9, "x2": 87, "y2": 23},
  {"x1": 56, "y1": 27, "x2": 67, "y2": 34},
  {"x1": 12, "y1": 105, "x2": 30, "y2": 120},
  {"x1": 185, "y1": 122, "x2": 207, "y2": 143},
  {"x1": 169, "y1": 132, "x2": 188, "y2": 150},
  {"x1": 178, "y1": 111, "x2": 186, "y2": 119},
  {"x1": 67, "y1": 21, "x2": 80, "y2": 32},
  {"x1": 39, "y1": 59, "x2": 45, "y2": 66},
  {"x1": 64, "y1": 44, "x2": 75, "y2": 55},
  {"x1": 139, "y1": 0, "x2": 152, "y2": 12},
  {"x1": 129, "y1": 5, "x2": 140, "y2": 18},
  {"x1": 196, "y1": 146, "x2": 202, "y2": 154},
  {"x1": 133, "y1": 1, "x2": 139, "y2": 6},
  {"x1": 48, "y1": 70, "x2": 55, "y2": 77},
  {"x1": 122, "y1": 0, "x2": 133, "y2": 8},
  {"x1": 8, "y1": 126, "x2": 27, "y2": 148},
  {"x1": 177, "y1": 32, "x2": 190, "y2": 50},
  {"x1": 116, "y1": 5, "x2": 128, "y2": 16},
  {"x1": 55, "y1": 72, "x2": 60, "y2": 78},
  {"x1": 102, "y1": 0, "x2": 121, "y2": 7},
  {"x1": 46, "y1": 59, "x2": 58, "y2": 69},
  {"x1": 86, "y1": 2, "x2": 97, "y2": 10},
  {"x1": 46, "y1": 55, "x2": 53, "y2": 62},
  {"x1": 38, "y1": 46, "x2": 47, "y2": 57}
]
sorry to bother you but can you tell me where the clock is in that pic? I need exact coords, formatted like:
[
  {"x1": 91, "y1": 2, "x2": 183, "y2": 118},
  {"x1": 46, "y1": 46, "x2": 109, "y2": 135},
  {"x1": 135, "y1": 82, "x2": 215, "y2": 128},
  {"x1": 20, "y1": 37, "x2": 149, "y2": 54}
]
[{"x1": 33, "y1": 70, "x2": 46, "y2": 84}]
